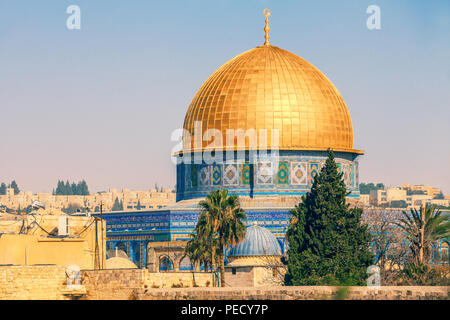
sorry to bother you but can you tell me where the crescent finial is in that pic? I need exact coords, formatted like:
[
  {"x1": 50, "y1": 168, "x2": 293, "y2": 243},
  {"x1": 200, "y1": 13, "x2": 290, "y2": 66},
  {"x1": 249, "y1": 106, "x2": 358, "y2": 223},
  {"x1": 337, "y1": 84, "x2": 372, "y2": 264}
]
[{"x1": 264, "y1": 8, "x2": 271, "y2": 45}]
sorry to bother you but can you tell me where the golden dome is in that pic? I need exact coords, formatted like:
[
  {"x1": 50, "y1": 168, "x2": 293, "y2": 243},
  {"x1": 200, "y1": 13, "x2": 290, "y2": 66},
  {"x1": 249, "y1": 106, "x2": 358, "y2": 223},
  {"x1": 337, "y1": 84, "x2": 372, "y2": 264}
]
[{"x1": 183, "y1": 44, "x2": 362, "y2": 154}]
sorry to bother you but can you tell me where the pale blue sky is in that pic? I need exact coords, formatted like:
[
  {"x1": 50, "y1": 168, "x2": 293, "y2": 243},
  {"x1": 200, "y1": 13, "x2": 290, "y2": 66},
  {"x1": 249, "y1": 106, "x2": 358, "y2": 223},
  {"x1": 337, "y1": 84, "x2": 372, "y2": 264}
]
[{"x1": 0, "y1": 0, "x2": 449, "y2": 194}]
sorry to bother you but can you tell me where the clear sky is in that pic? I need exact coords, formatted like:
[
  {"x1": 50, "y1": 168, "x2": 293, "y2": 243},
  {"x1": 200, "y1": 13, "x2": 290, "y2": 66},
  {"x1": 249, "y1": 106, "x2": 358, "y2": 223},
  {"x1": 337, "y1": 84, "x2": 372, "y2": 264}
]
[{"x1": 0, "y1": 0, "x2": 449, "y2": 194}]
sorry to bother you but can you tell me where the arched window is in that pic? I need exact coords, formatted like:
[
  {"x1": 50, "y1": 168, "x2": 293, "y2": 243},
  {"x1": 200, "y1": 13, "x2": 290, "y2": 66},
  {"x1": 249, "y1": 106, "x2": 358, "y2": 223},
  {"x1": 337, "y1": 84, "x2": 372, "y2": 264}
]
[
  {"x1": 132, "y1": 242, "x2": 141, "y2": 267},
  {"x1": 440, "y1": 242, "x2": 449, "y2": 265},
  {"x1": 159, "y1": 256, "x2": 173, "y2": 271},
  {"x1": 117, "y1": 243, "x2": 128, "y2": 256},
  {"x1": 179, "y1": 256, "x2": 194, "y2": 271}
]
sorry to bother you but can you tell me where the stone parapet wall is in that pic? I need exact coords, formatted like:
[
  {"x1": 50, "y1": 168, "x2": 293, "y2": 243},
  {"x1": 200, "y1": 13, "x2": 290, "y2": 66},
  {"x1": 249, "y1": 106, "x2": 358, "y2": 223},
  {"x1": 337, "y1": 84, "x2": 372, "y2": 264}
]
[
  {"x1": 145, "y1": 271, "x2": 215, "y2": 288},
  {"x1": 80, "y1": 269, "x2": 215, "y2": 300},
  {"x1": 137, "y1": 286, "x2": 449, "y2": 300},
  {"x1": 81, "y1": 269, "x2": 146, "y2": 300},
  {"x1": 1, "y1": 265, "x2": 448, "y2": 300},
  {"x1": 0, "y1": 265, "x2": 68, "y2": 300}
]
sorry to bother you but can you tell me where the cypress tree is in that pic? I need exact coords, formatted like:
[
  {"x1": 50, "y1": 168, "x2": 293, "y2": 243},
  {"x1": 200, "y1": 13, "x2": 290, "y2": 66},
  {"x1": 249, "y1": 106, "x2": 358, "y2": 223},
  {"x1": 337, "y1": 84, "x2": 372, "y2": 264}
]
[
  {"x1": 10, "y1": 180, "x2": 20, "y2": 194},
  {"x1": 65, "y1": 180, "x2": 72, "y2": 195},
  {"x1": 55, "y1": 180, "x2": 63, "y2": 195},
  {"x1": 112, "y1": 197, "x2": 122, "y2": 211},
  {"x1": 79, "y1": 180, "x2": 89, "y2": 195},
  {"x1": 284, "y1": 150, "x2": 374, "y2": 286},
  {"x1": 0, "y1": 183, "x2": 6, "y2": 195},
  {"x1": 71, "y1": 182, "x2": 78, "y2": 195}
]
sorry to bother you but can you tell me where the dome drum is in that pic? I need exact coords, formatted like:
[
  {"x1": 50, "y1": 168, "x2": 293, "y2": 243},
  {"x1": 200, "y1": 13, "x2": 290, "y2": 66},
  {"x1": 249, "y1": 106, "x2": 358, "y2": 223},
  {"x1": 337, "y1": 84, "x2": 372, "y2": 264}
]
[{"x1": 176, "y1": 150, "x2": 360, "y2": 201}]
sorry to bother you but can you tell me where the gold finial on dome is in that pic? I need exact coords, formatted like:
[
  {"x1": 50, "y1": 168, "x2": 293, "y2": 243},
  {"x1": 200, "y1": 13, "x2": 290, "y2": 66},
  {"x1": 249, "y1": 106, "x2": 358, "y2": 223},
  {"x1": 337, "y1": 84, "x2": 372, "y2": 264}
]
[{"x1": 263, "y1": 8, "x2": 271, "y2": 45}]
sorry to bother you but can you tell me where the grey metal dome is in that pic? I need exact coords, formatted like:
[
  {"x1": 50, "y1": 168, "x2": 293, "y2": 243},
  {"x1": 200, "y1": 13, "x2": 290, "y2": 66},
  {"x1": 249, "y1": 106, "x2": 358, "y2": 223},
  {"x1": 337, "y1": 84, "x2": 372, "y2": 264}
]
[{"x1": 228, "y1": 224, "x2": 282, "y2": 257}]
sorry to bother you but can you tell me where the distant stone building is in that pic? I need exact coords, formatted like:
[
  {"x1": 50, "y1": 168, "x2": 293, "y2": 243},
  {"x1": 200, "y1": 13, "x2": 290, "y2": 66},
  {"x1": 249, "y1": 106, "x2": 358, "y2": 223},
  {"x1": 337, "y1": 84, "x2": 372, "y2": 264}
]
[
  {"x1": 401, "y1": 184, "x2": 442, "y2": 198},
  {"x1": 0, "y1": 188, "x2": 176, "y2": 213},
  {"x1": 369, "y1": 187, "x2": 448, "y2": 208}
]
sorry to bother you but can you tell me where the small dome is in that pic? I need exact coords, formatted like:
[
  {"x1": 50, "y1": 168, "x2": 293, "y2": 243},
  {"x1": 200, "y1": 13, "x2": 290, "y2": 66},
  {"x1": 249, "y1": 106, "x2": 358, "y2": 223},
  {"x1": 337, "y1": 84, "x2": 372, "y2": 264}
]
[
  {"x1": 228, "y1": 224, "x2": 282, "y2": 257},
  {"x1": 105, "y1": 257, "x2": 137, "y2": 269}
]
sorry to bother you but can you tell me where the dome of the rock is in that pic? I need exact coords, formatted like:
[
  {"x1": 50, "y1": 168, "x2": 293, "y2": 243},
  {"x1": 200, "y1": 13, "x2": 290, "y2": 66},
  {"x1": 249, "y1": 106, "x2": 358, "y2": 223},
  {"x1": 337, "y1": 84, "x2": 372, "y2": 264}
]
[{"x1": 175, "y1": 9, "x2": 363, "y2": 201}]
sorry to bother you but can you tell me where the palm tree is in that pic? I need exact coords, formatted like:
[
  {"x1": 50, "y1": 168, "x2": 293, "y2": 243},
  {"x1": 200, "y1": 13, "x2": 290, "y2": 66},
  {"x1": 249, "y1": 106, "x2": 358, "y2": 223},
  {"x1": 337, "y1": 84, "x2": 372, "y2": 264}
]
[
  {"x1": 197, "y1": 190, "x2": 247, "y2": 286},
  {"x1": 185, "y1": 215, "x2": 220, "y2": 272},
  {"x1": 396, "y1": 204, "x2": 450, "y2": 266}
]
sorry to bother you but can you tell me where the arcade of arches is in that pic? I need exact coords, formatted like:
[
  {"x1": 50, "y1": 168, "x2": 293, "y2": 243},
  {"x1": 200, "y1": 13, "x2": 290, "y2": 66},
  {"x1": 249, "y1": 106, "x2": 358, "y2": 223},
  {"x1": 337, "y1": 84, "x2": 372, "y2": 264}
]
[{"x1": 108, "y1": 240, "x2": 194, "y2": 272}]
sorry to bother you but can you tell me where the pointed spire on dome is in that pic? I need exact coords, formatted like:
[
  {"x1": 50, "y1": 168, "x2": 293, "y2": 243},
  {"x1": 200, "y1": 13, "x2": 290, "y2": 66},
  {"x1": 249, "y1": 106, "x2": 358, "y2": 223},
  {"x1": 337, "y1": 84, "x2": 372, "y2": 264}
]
[{"x1": 263, "y1": 8, "x2": 271, "y2": 45}]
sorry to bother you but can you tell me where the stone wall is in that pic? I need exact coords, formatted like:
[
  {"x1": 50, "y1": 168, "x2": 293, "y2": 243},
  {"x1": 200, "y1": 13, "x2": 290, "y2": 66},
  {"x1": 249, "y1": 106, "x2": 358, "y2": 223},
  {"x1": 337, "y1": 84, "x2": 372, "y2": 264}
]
[
  {"x1": 81, "y1": 269, "x2": 146, "y2": 300},
  {"x1": 224, "y1": 267, "x2": 254, "y2": 287},
  {"x1": 137, "y1": 286, "x2": 449, "y2": 300},
  {"x1": 1, "y1": 265, "x2": 448, "y2": 300},
  {"x1": 0, "y1": 265, "x2": 68, "y2": 300},
  {"x1": 145, "y1": 271, "x2": 214, "y2": 288},
  {"x1": 81, "y1": 269, "x2": 215, "y2": 300}
]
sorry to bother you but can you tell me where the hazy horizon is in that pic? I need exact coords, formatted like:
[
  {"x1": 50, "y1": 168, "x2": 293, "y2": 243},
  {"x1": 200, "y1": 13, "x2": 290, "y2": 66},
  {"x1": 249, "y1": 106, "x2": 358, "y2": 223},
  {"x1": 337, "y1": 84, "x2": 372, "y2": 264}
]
[{"x1": 1, "y1": 1, "x2": 449, "y2": 194}]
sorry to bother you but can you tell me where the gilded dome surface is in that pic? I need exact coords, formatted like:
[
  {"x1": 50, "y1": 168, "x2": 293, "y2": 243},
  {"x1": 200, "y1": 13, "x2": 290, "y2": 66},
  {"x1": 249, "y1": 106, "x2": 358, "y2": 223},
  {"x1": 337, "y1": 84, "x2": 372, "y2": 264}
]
[{"x1": 183, "y1": 44, "x2": 362, "y2": 154}]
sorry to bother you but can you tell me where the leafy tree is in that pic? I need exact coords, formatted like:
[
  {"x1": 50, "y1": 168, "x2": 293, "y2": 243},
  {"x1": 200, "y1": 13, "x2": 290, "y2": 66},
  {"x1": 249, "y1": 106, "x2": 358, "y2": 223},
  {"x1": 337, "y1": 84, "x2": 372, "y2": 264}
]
[
  {"x1": 375, "y1": 183, "x2": 385, "y2": 189},
  {"x1": 0, "y1": 183, "x2": 6, "y2": 195},
  {"x1": 54, "y1": 179, "x2": 90, "y2": 195},
  {"x1": 71, "y1": 182, "x2": 78, "y2": 195},
  {"x1": 389, "y1": 200, "x2": 408, "y2": 208},
  {"x1": 136, "y1": 200, "x2": 142, "y2": 210},
  {"x1": 185, "y1": 216, "x2": 220, "y2": 272},
  {"x1": 362, "y1": 209, "x2": 412, "y2": 285},
  {"x1": 78, "y1": 180, "x2": 90, "y2": 195},
  {"x1": 359, "y1": 182, "x2": 384, "y2": 195},
  {"x1": 9, "y1": 180, "x2": 20, "y2": 194},
  {"x1": 285, "y1": 150, "x2": 374, "y2": 286},
  {"x1": 196, "y1": 190, "x2": 247, "y2": 287},
  {"x1": 62, "y1": 203, "x2": 81, "y2": 214},
  {"x1": 396, "y1": 204, "x2": 450, "y2": 267},
  {"x1": 112, "y1": 197, "x2": 123, "y2": 211},
  {"x1": 433, "y1": 192, "x2": 444, "y2": 200},
  {"x1": 399, "y1": 263, "x2": 449, "y2": 286}
]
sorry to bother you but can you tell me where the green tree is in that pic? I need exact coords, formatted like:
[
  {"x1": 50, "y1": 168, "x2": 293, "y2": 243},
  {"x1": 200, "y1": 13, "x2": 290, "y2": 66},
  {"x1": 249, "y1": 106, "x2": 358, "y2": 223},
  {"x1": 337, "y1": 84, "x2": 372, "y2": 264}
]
[
  {"x1": 196, "y1": 190, "x2": 247, "y2": 287},
  {"x1": 78, "y1": 180, "x2": 90, "y2": 195},
  {"x1": 71, "y1": 182, "x2": 78, "y2": 195},
  {"x1": 285, "y1": 150, "x2": 374, "y2": 286},
  {"x1": 111, "y1": 197, "x2": 122, "y2": 211},
  {"x1": 64, "y1": 180, "x2": 72, "y2": 195},
  {"x1": 54, "y1": 179, "x2": 90, "y2": 195},
  {"x1": 389, "y1": 200, "x2": 408, "y2": 208},
  {"x1": 359, "y1": 182, "x2": 384, "y2": 195},
  {"x1": 185, "y1": 215, "x2": 220, "y2": 272},
  {"x1": 0, "y1": 183, "x2": 6, "y2": 195},
  {"x1": 433, "y1": 192, "x2": 444, "y2": 200},
  {"x1": 55, "y1": 180, "x2": 63, "y2": 195},
  {"x1": 10, "y1": 180, "x2": 20, "y2": 194},
  {"x1": 396, "y1": 204, "x2": 450, "y2": 267},
  {"x1": 136, "y1": 200, "x2": 142, "y2": 210}
]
